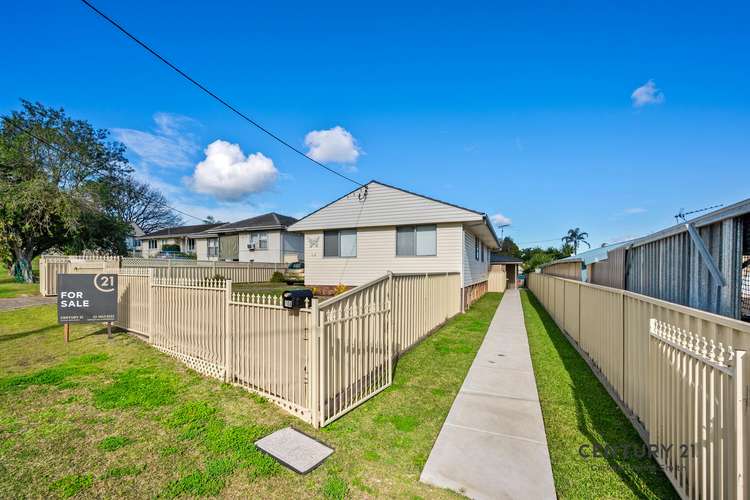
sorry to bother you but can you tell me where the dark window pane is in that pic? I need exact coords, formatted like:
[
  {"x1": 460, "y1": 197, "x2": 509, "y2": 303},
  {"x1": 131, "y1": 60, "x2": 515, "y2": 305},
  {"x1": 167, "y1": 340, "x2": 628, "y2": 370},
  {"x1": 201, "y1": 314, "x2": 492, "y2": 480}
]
[{"x1": 324, "y1": 230, "x2": 339, "y2": 257}]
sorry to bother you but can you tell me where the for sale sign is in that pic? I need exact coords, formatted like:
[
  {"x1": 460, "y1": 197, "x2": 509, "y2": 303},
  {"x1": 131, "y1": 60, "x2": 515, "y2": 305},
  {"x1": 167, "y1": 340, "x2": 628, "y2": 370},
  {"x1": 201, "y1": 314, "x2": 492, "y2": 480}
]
[{"x1": 57, "y1": 274, "x2": 118, "y2": 323}]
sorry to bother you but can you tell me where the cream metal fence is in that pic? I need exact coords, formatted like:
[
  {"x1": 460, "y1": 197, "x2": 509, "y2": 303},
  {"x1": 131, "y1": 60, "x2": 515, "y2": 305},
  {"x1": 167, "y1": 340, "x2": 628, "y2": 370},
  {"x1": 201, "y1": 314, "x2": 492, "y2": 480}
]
[
  {"x1": 108, "y1": 268, "x2": 467, "y2": 427},
  {"x1": 39, "y1": 255, "x2": 287, "y2": 295},
  {"x1": 229, "y1": 292, "x2": 311, "y2": 420},
  {"x1": 488, "y1": 265, "x2": 507, "y2": 293},
  {"x1": 528, "y1": 272, "x2": 750, "y2": 499}
]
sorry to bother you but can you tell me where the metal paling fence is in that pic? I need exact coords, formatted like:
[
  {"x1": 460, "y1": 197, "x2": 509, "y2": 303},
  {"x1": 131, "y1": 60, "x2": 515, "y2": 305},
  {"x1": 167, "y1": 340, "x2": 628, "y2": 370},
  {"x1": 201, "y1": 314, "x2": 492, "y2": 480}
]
[
  {"x1": 528, "y1": 272, "x2": 750, "y2": 499},
  {"x1": 112, "y1": 269, "x2": 469, "y2": 428}
]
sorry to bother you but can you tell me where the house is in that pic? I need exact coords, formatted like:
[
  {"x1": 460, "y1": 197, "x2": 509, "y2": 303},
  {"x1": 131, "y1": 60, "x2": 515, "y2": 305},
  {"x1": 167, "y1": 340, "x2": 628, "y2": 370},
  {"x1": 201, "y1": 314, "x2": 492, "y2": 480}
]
[
  {"x1": 137, "y1": 223, "x2": 223, "y2": 258},
  {"x1": 287, "y1": 181, "x2": 500, "y2": 301},
  {"x1": 192, "y1": 212, "x2": 303, "y2": 264},
  {"x1": 539, "y1": 198, "x2": 750, "y2": 322},
  {"x1": 125, "y1": 223, "x2": 145, "y2": 256}
]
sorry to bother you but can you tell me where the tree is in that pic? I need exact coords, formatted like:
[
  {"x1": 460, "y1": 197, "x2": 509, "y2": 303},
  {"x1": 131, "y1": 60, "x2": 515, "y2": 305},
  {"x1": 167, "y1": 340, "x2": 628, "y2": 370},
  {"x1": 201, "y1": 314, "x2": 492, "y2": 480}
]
[
  {"x1": 98, "y1": 176, "x2": 182, "y2": 233},
  {"x1": 0, "y1": 101, "x2": 133, "y2": 281},
  {"x1": 561, "y1": 228, "x2": 590, "y2": 255},
  {"x1": 498, "y1": 236, "x2": 520, "y2": 257}
]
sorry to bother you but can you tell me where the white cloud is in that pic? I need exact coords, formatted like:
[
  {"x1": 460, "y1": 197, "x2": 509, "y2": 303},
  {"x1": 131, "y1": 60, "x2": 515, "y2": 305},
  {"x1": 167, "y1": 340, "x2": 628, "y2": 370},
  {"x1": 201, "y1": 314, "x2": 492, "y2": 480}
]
[
  {"x1": 113, "y1": 112, "x2": 200, "y2": 168},
  {"x1": 491, "y1": 213, "x2": 512, "y2": 226},
  {"x1": 304, "y1": 126, "x2": 361, "y2": 165},
  {"x1": 189, "y1": 140, "x2": 278, "y2": 201},
  {"x1": 622, "y1": 207, "x2": 647, "y2": 215},
  {"x1": 631, "y1": 80, "x2": 664, "y2": 107}
]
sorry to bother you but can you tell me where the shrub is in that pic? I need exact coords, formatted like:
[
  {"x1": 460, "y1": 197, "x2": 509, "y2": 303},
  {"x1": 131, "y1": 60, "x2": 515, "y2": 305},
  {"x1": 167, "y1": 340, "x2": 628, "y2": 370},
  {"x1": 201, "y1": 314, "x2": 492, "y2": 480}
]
[
  {"x1": 161, "y1": 244, "x2": 181, "y2": 252},
  {"x1": 270, "y1": 271, "x2": 285, "y2": 283},
  {"x1": 333, "y1": 283, "x2": 348, "y2": 296}
]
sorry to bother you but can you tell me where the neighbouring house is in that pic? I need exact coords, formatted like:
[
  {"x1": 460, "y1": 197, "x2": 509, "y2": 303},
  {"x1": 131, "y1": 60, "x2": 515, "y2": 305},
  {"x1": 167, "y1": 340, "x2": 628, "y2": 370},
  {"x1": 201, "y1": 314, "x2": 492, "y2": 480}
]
[
  {"x1": 192, "y1": 212, "x2": 304, "y2": 264},
  {"x1": 125, "y1": 223, "x2": 145, "y2": 257},
  {"x1": 287, "y1": 181, "x2": 500, "y2": 303},
  {"x1": 539, "y1": 198, "x2": 750, "y2": 322},
  {"x1": 137, "y1": 223, "x2": 224, "y2": 258}
]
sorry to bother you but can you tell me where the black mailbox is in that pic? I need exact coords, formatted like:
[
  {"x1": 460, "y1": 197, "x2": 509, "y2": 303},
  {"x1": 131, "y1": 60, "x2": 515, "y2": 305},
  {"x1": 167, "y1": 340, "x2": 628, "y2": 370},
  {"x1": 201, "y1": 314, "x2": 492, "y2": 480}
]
[{"x1": 283, "y1": 289, "x2": 313, "y2": 309}]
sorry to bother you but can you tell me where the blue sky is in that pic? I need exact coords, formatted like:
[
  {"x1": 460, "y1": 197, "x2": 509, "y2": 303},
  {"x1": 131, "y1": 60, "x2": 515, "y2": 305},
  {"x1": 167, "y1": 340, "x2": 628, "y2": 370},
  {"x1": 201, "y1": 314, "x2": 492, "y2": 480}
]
[{"x1": 2, "y1": 1, "x2": 748, "y2": 247}]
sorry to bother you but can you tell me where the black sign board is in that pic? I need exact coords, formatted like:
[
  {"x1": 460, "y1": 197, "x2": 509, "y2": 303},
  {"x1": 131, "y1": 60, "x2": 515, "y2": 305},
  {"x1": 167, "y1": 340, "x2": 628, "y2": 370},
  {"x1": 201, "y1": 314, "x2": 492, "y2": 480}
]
[{"x1": 57, "y1": 274, "x2": 118, "y2": 324}]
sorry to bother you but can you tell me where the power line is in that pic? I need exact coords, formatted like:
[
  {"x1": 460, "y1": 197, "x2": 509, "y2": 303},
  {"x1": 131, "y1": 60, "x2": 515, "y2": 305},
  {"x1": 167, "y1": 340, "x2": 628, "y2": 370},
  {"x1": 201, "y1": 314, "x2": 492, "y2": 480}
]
[
  {"x1": 79, "y1": 0, "x2": 364, "y2": 189},
  {"x1": 3, "y1": 119, "x2": 207, "y2": 223},
  {"x1": 517, "y1": 237, "x2": 561, "y2": 245}
]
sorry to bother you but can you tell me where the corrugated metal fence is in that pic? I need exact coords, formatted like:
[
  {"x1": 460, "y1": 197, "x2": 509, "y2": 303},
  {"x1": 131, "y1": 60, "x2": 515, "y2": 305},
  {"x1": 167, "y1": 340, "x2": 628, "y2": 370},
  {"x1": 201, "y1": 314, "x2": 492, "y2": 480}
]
[{"x1": 528, "y1": 272, "x2": 749, "y2": 498}]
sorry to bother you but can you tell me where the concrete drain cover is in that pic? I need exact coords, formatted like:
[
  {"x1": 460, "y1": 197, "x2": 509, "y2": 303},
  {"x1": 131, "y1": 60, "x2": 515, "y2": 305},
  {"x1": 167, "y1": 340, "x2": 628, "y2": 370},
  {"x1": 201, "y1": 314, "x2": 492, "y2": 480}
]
[{"x1": 255, "y1": 427, "x2": 334, "y2": 474}]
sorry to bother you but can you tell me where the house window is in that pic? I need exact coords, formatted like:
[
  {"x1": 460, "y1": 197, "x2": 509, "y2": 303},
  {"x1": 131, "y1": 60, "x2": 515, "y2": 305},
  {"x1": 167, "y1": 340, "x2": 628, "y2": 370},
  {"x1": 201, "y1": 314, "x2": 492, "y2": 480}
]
[
  {"x1": 481, "y1": 241, "x2": 485, "y2": 262},
  {"x1": 207, "y1": 238, "x2": 219, "y2": 257},
  {"x1": 396, "y1": 225, "x2": 437, "y2": 256},
  {"x1": 475, "y1": 236, "x2": 480, "y2": 260},
  {"x1": 187, "y1": 238, "x2": 195, "y2": 251},
  {"x1": 148, "y1": 240, "x2": 157, "y2": 249},
  {"x1": 324, "y1": 229, "x2": 357, "y2": 257},
  {"x1": 250, "y1": 232, "x2": 268, "y2": 250}
]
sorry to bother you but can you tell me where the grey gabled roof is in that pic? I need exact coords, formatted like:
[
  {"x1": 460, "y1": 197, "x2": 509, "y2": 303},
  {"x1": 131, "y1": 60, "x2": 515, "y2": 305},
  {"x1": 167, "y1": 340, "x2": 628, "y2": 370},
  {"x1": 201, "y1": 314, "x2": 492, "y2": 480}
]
[
  {"x1": 140, "y1": 223, "x2": 223, "y2": 239},
  {"x1": 490, "y1": 253, "x2": 524, "y2": 264},
  {"x1": 207, "y1": 212, "x2": 298, "y2": 234}
]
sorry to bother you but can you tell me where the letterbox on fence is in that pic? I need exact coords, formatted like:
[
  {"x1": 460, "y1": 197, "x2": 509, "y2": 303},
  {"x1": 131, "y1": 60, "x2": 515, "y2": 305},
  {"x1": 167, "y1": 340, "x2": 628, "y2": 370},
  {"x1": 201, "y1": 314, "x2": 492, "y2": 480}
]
[{"x1": 283, "y1": 289, "x2": 313, "y2": 309}]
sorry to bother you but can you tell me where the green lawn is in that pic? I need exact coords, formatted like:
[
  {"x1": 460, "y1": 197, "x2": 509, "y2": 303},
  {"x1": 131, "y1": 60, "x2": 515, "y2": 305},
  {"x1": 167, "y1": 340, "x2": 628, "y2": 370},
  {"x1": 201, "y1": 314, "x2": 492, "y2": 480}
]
[
  {"x1": 0, "y1": 293, "x2": 502, "y2": 498},
  {"x1": 0, "y1": 259, "x2": 40, "y2": 298},
  {"x1": 520, "y1": 290, "x2": 676, "y2": 499}
]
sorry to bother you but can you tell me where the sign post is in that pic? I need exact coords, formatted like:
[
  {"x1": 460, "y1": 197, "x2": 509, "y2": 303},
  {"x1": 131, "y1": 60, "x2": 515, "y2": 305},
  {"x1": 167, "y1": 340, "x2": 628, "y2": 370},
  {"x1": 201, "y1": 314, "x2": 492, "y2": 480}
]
[{"x1": 57, "y1": 273, "x2": 118, "y2": 342}]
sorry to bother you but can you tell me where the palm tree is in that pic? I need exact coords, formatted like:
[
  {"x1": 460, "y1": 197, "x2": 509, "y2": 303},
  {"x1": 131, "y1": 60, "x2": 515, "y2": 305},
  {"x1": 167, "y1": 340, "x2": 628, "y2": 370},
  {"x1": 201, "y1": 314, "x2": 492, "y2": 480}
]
[{"x1": 562, "y1": 228, "x2": 590, "y2": 255}]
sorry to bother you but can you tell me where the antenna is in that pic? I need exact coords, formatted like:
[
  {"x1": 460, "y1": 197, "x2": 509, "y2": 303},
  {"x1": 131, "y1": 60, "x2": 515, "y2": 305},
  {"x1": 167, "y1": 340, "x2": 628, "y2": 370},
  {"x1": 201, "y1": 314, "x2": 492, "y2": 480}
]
[
  {"x1": 674, "y1": 204, "x2": 723, "y2": 223},
  {"x1": 496, "y1": 224, "x2": 510, "y2": 239}
]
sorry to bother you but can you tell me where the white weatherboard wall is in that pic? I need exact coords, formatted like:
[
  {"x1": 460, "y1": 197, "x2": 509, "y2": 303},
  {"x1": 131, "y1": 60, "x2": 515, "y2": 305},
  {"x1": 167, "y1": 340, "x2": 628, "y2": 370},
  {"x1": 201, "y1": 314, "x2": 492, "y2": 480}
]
[
  {"x1": 195, "y1": 239, "x2": 209, "y2": 260},
  {"x1": 303, "y1": 224, "x2": 463, "y2": 287},
  {"x1": 462, "y1": 229, "x2": 490, "y2": 286},
  {"x1": 238, "y1": 230, "x2": 281, "y2": 263}
]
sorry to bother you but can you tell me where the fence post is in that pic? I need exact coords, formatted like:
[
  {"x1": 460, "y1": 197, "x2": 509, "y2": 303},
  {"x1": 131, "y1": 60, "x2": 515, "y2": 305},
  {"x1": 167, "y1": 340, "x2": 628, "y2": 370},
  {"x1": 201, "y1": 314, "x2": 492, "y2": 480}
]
[
  {"x1": 147, "y1": 268, "x2": 154, "y2": 344},
  {"x1": 224, "y1": 279, "x2": 233, "y2": 383},
  {"x1": 168, "y1": 259, "x2": 172, "y2": 280},
  {"x1": 734, "y1": 350, "x2": 746, "y2": 499},
  {"x1": 309, "y1": 298, "x2": 321, "y2": 427},
  {"x1": 388, "y1": 272, "x2": 394, "y2": 383}
]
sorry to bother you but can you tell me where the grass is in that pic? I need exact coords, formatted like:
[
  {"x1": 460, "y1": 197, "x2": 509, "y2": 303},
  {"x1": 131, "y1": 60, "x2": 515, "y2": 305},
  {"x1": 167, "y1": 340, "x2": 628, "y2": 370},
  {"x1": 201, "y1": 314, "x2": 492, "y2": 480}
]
[
  {"x1": 0, "y1": 293, "x2": 502, "y2": 498},
  {"x1": 0, "y1": 265, "x2": 39, "y2": 299},
  {"x1": 520, "y1": 290, "x2": 677, "y2": 499}
]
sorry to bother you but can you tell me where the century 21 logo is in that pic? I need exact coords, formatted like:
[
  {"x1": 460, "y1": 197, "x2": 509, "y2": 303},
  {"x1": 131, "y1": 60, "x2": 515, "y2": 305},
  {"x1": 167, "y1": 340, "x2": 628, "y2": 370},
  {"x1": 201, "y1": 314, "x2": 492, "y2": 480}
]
[{"x1": 94, "y1": 274, "x2": 116, "y2": 293}]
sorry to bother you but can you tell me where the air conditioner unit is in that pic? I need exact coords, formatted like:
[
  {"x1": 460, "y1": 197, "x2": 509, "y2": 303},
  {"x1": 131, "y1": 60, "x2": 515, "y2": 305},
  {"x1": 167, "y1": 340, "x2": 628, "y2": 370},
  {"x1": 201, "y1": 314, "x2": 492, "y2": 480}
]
[{"x1": 247, "y1": 243, "x2": 256, "y2": 251}]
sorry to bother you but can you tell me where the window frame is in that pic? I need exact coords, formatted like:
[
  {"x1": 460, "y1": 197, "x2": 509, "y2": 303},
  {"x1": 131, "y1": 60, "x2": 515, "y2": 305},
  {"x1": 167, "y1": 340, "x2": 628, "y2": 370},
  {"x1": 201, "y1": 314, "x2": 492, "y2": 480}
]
[
  {"x1": 475, "y1": 235, "x2": 480, "y2": 260},
  {"x1": 187, "y1": 238, "x2": 195, "y2": 251},
  {"x1": 323, "y1": 229, "x2": 357, "y2": 258},
  {"x1": 396, "y1": 225, "x2": 437, "y2": 257},
  {"x1": 207, "y1": 238, "x2": 219, "y2": 257},
  {"x1": 250, "y1": 231, "x2": 269, "y2": 250},
  {"x1": 148, "y1": 240, "x2": 157, "y2": 250}
]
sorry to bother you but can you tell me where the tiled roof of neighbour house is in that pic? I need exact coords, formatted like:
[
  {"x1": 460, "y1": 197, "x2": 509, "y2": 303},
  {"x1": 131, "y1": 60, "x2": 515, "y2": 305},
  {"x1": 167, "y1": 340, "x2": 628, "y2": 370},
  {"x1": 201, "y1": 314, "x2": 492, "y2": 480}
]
[
  {"x1": 207, "y1": 213, "x2": 299, "y2": 233},
  {"x1": 490, "y1": 254, "x2": 524, "y2": 264},
  {"x1": 139, "y1": 223, "x2": 224, "y2": 239}
]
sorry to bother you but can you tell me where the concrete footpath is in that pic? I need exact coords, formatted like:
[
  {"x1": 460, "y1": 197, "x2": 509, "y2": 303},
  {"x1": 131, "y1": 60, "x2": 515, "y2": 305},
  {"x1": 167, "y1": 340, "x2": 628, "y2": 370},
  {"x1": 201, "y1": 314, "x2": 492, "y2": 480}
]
[
  {"x1": 0, "y1": 296, "x2": 55, "y2": 311},
  {"x1": 420, "y1": 289, "x2": 556, "y2": 499}
]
